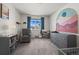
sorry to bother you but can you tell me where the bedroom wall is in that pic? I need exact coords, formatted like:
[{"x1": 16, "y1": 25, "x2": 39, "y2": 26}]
[{"x1": 0, "y1": 3, "x2": 21, "y2": 36}]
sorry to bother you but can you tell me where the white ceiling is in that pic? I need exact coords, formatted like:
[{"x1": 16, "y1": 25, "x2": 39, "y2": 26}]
[{"x1": 12, "y1": 3, "x2": 67, "y2": 16}]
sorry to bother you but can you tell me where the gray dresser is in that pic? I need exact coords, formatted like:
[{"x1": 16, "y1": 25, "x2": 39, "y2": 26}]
[
  {"x1": 50, "y1": 33, "x2": 77, "y2": 48},
  {"x1": 0, "y1": 35, "x2": 17, "y2": 55}
]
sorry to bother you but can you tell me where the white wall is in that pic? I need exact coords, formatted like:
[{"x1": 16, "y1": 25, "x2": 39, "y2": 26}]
[
  {"x1": 50, "y1": 11, "x2": 58, "y2": 31},
  {"x1": 15, "y1": 9, "x2": 22, "y2": 34},
  {"x1": 44, "y1": 16, "x2": 50, "y2": 31},
  {"x1": 0, "y1": 3, "x2": 21, "y2": 36},
  {"x1": 20, "y1": 14, "x2": 27, "y2": 29}
]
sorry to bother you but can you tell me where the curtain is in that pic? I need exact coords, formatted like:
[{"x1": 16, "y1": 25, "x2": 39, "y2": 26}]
[
  {"x1": 41, "y1": 17, "x2": 44, "y2": 30},
  {"x1": 40, "y1": 17, "x2": 44, "y2": 34},
  {"x1": 27, "y1": 17, "x2": 31, "y2": 29}
]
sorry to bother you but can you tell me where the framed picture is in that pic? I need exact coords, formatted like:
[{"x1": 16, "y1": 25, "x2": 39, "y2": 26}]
[
  {"x1": 2, "y1": 4, "x2": 9, "y2": 19},
  {"x1": 0, "y1": 4, "x2": 2, "y2": 18}
]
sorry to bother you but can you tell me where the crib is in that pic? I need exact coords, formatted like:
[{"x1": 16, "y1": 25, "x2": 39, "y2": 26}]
[{"x1": 58, "y1": 47, "x2": 79, "y2": 55}]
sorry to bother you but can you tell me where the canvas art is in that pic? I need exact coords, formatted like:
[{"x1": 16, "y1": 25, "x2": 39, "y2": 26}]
[
  {"x1": 0, "y1": 4, "x2": 2, "y2": 18},
  {"x1": 56, "y1": 8, "x2": 78, "y2": 33},
  {"x1": 2, "y1": 4, "x2": 9, "y2": 19}
]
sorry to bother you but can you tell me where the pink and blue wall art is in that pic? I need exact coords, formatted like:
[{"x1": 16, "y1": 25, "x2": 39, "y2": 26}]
[{"x1": 56, "y1": 8, "x2": 78, "y2": 33}]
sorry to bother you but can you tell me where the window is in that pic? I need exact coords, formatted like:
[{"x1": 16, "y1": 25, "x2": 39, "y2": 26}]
[{"x1": 30, "y1": 19, "x2": 41, "y2": 30}]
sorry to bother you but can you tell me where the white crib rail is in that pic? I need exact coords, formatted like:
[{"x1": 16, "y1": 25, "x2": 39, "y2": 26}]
[{"x1": 58, "y1": 47, "x2": 79, "y2": 55}]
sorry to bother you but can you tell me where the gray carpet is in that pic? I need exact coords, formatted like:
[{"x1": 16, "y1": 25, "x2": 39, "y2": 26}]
[{"x1": 13, "y1": 38, "x2": 59, "y2": 55}]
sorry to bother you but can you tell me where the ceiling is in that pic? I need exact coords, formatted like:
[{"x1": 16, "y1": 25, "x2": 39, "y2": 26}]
[{"x1": 12, "y1": 3, "x2": 67, "y2": 16}]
